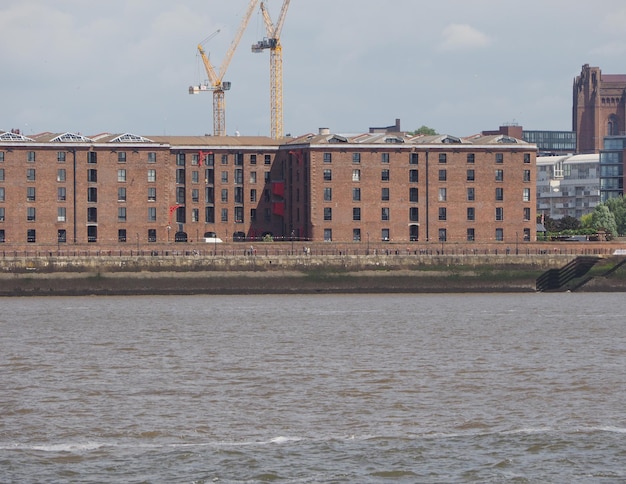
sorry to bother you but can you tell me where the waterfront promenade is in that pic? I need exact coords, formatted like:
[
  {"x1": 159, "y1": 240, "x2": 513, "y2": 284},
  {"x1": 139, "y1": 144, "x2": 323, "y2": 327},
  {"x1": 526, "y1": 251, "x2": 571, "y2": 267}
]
[
  {"x1": 1, "y1": 241, "x2": 625, "y2": 296},
  {"x1": 0, "y1": 240, "x2": 619, "y2": 260}
]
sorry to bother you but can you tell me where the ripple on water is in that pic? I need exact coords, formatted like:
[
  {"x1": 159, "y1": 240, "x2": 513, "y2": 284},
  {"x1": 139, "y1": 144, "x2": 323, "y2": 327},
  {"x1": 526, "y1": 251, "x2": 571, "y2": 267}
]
[{"x1": 0, "y1": 294, "x2": 625, "y2": 482}]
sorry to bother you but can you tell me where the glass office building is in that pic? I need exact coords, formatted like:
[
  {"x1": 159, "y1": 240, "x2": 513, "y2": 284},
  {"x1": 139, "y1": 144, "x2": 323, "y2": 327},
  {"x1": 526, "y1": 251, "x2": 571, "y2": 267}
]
[
  {"x1": 599, "y1": 136, "x2": 626, "y2": 202},
  {"x1": 523, "y1": 131, "x2": 576, "y2": 156}
]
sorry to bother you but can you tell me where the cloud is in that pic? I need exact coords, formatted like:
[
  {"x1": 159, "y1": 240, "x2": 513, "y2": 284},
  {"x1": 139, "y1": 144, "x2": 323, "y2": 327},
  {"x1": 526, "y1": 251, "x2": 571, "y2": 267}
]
[
  {"x1": 592, "y1": 6, "x2": 626, "y2": 58},
  {"x1": 440, "y1": 24, "x2": 491, "y2": 51},
  {"x1": 5, "y1": 0, "x2": 626, "y2": 137},
  {"x1": 602, "y1": 5, "x2": 626, "y2": 29},
  {"x1": 590, "y1": 41, "x2": 626, "y2": 58}
]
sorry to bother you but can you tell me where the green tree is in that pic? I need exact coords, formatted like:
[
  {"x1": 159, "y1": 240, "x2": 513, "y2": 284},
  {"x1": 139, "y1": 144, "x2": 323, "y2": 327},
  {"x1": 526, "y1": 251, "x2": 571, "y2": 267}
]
[
  {"x1": 410, "y1": 125, "x2": 438, "y2": 136},
  {"x1": 580, "y1": 212, "x2": 593, "y2": 228},
  {"x1": 558, "y1": 215, "x2": 581, "y2": 231},
  {"x1": 591, "y1": 204, "x2": 618, "y2": 237},
  {"x1": 604, "y1": 196, "x2": 626, "y2": 235},
  {"x1": 542, "y1": 214, "x2": 560, "y2": 232}
]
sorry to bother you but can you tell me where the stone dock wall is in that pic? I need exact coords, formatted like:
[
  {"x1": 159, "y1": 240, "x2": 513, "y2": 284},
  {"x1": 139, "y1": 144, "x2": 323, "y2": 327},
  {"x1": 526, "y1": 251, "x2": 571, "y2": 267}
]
[
  {"x1": 0, "y1": 253, "x2": 577, "y2": 273},
  {"x1": 0, "y1": 253, "x2": 583, "y2": 296}
]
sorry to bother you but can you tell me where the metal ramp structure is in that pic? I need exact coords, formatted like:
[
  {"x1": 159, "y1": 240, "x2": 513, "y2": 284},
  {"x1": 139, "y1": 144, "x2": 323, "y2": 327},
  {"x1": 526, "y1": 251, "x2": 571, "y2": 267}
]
[{"x1": 536, "y1": 256, "x2": 602, "y2": 292}]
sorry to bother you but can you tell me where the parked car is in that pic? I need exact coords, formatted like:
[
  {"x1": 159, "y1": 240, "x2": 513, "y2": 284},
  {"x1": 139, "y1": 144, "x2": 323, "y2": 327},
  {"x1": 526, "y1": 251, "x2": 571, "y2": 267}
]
[{"x1": 203, "y1": 231, "x2": 223, "y2": 244}]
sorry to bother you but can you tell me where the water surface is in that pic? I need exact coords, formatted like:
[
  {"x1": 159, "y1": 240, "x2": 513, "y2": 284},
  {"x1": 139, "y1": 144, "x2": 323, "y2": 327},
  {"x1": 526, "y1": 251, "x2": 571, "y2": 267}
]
[{"x1": 1, "y1": 294, "x2": 624, "y2": 482}]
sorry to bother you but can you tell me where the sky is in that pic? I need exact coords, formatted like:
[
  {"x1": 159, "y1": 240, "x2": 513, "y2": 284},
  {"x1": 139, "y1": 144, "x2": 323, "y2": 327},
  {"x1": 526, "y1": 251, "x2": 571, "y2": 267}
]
[{"x1": 3, "y1": 0, "x2": 626, "y2": 139}]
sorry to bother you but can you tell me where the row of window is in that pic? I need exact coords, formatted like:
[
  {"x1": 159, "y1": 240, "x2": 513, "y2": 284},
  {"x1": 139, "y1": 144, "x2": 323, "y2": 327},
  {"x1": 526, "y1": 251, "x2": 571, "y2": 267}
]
[
  {"x1": 6, "y1": 202, "x2": 533, "y2": 225},
  {"x1": 321, "y1": 186, "x2": 532, "y2": 203},
  {"x1": 323, "y1": 187, "x2": 413, "y2": 203},
  {"x1": 438, "y1": 169, "x2": 529, "y2": 182},
  {"x1": 0, "y1": 151, "x2": 157, "y2": 164},
  {"x1": 319, "y1": 206, "x2": 531, "y2": 223},
  {"x1": 0, "y1": 150, "x2": 533, "y2": 166},
  {"x1": 92, "y1": 168, "x2": 271, "y2": 186},
  {"x1": 85, "y1": 169, "x2": 157, "y2": 183},
  {"x1": 1, "y1": 186, "x2": 534, "y2": 206},
  {"x1": 439, "y1": 207, "x2": 532, "y2": 221},
  {"x1": 0, "y1": 167, "x2": 531, "y2": 186},
  {"x1": 321, "y1": 152, "x2": 532, "y2": 165},
  {"x1": 322, "y1": 227, "x2": 533, "y2": 243},
  {"x1": 322, "y1": 228, "x2": 395, "y2": 242},
  {"x1": 437, "y1": 187, "x2": 532, "y2": 202},
  {"x1": 1, "y1": 223, "x2": 534, "y2": 244},
  {"x1": 323, "y1": 168, "x2": 415, "y2": 182},
  {"x1": 187, "y1": 153, "x2": 273, "y2": 166},
  {"x1": 321, "y1": 168, "x2": 530, "y2": 183},
  {"x1": 0, "y1": 151, "x2": 273, "y2": 166},
  {"x1": 0, "y1": 186, "x2": 276, "y2": 205},
  {"x1": 4, "y1": 206, "x2": 265, "y2": 225},
  {"x1": 322, "y1": 152, "x2": 418, "y2": 164},
  {"x1": 113, "y1": 152, "x2": 158, "y2": 163},
  {"x1": 464, "y1": 169, "x2": 531, "y2": 182},
  {"x1": 0, "y1": 168, "x2": 157, "y2": 183},
  {"x1": 0, "y1": 228, "x2": 159, "y2": 244},
  {"x1": 176, "y1": 169, "x2": 270, "y2": 185},
  {"x1": 448, "y1": 227, "x2": 532, "y2": 242}
]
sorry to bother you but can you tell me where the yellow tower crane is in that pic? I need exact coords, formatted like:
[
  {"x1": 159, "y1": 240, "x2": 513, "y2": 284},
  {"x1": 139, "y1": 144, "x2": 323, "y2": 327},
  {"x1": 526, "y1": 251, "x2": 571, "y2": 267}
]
[
  {"x1": 189, "y1": 0, "x2": 259, "y2": 136},
  {"x1": 252, "y1": 0, "x2": 290, "y2": 139}
]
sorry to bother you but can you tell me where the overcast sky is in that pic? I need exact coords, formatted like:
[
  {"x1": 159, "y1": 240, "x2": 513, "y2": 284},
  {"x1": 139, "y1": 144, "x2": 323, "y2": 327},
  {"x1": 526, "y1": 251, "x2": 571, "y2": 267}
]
[{"x1": 3, "y1": 0, "x2": 626, "y2": 138}]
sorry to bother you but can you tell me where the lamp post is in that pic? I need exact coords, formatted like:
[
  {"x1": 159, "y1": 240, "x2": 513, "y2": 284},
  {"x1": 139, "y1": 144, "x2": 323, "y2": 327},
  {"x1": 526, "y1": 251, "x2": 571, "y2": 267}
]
[
  {"x1": 516, "y1": 231, "x2": 519, "y2": 255},
  {"x1": 167, "y1": 225, "x2": 171, "y2": 243},
  {"x1": 291, "y1": 229, "x2": 295, "y2": 255},
  {"x1": 367, "y1": 231, "x2": 370, "y2": 255}
]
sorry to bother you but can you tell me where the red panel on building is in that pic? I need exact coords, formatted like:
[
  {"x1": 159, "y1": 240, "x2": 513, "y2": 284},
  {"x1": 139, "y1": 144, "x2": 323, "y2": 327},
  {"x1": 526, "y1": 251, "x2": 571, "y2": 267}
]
[
  {"x1": 272, "y1": 201, "x2": 285, "y2": 216},
  {"x1": 272, "y1": 181, "x2": 285, "y2": 197}
]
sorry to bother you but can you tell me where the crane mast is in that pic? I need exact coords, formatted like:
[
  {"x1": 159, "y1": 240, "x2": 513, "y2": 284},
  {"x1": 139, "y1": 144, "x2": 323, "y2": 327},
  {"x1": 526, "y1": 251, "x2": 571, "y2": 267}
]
[
  {"x1": 252, "y1": 0, "x2": 290, "y2": 139},
  {"x1": 190, "y1": 0, "x2": 259, "y2": 136}
]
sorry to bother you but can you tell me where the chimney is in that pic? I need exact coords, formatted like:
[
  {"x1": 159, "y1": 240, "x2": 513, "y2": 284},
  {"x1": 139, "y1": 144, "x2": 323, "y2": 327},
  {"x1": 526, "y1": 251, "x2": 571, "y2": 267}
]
[{"x1": 319, "y1": 127, "x2": 330, "y2": 135}]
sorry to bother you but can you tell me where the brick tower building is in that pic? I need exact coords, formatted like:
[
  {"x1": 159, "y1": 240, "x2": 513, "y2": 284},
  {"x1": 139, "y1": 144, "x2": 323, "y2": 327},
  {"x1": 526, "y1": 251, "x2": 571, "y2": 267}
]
[{"x1": 573, "y1": 64, "x2": 626, "y2": 153}]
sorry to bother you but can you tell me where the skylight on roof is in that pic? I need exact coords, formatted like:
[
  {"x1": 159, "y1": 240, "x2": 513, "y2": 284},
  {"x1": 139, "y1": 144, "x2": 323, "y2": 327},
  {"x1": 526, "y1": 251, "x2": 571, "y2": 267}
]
[
  {"x1": 384, "y1": 136, "x2": 404, "y2": 144},
  {"x1": 0, "y1": 131, "x2": 34, "y2": 142},
  {"x1": 51, "y1": 132, "x2": 93, "y2": 143},
  {"x1": 110, "y1": 133, "x2": 153, "y2": 143},
  {"x1": 328, "y1": 135, "x2": 348, "y2": 143},
  {"x1": 498, "y1": 136, "x2": 518, "y2": 144}
]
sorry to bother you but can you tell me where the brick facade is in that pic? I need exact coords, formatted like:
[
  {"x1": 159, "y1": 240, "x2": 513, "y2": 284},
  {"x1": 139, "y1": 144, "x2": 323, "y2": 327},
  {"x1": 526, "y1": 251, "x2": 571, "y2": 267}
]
[
  {"x1": 0, "y1": 129, "x2": 536, "y2": 248},
  {"x1": 573, "y1": 64, "x2": 626, "y2": 154},
  {"x1": 284, "y1": 132, "x2": 536, "y2": 244}
]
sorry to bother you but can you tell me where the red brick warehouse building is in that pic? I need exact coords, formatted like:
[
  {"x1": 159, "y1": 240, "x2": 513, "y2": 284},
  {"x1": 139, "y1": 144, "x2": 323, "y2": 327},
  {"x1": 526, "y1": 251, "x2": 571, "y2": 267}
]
[
  {"x1": 0, "y1": 128, "x2": 536, "y2": 248},
  {"x1": 283, "y1": 129, "x2": 536, "y2": 244}
]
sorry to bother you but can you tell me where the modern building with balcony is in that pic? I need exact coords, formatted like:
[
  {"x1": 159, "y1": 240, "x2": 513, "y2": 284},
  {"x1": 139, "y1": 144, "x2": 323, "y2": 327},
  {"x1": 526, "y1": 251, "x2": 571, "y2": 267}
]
[
  {"x1": 536, "y1": 153, "x2": 600, "y2": 220},
  {"x1": 599, "y1": 135, "x2": 626, "y2": 202}
]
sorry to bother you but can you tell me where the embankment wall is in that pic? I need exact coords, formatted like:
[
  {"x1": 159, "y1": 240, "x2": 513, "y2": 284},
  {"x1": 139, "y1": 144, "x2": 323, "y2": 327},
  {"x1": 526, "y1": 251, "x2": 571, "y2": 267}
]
[
  {"x1": 0, "y1": 253, "x2": 577, "y2": 296},
  {"x1": 0, "y1": 253, "x2": 576, "y2": 274}
]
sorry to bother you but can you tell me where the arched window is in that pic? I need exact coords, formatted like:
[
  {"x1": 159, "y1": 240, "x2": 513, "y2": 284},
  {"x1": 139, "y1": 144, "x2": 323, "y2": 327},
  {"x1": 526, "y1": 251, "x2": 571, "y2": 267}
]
[{"x1": 608, "y1": 115, "x2": 619, "y2": 136}]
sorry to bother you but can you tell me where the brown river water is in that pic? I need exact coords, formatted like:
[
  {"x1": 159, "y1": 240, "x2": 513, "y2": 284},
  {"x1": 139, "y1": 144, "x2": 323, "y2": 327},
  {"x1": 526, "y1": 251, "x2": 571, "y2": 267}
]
[{"x1": 1, "y1": 293, "x2": 625, "y2": 482}]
